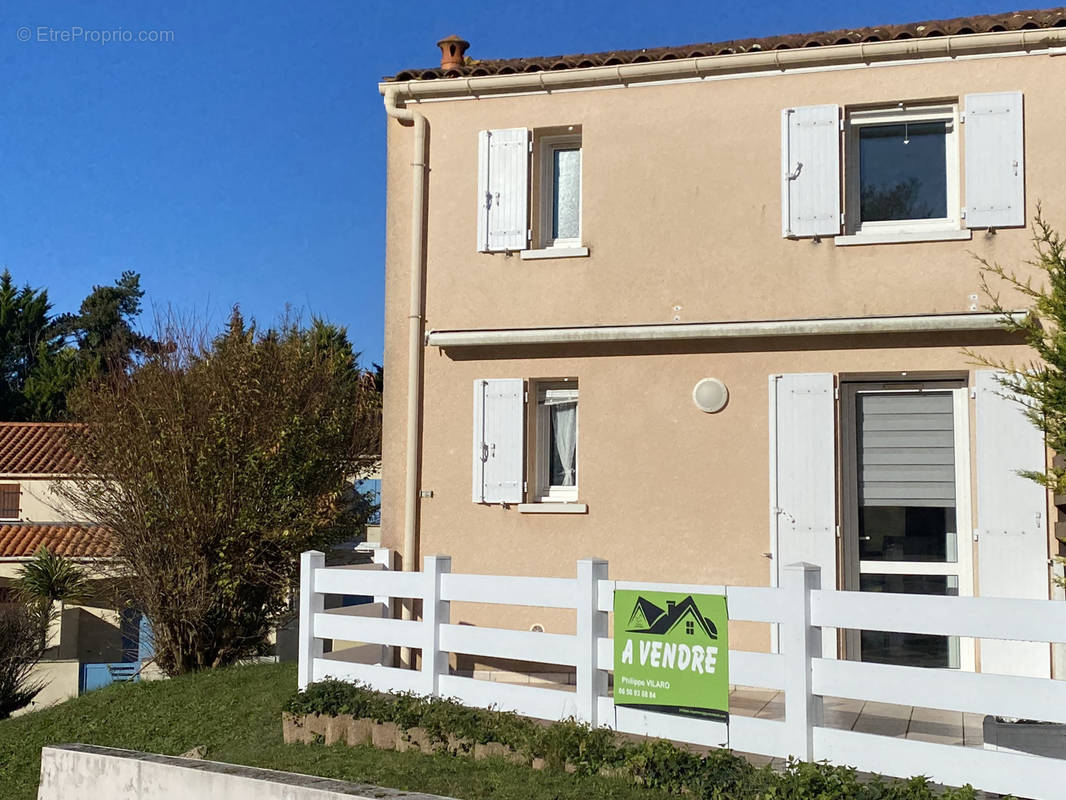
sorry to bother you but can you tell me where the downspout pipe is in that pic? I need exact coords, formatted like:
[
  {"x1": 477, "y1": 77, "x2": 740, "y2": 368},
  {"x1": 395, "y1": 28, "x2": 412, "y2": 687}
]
[{"x1": 383, "y1": 86, "x2": 427, "y2": 665}]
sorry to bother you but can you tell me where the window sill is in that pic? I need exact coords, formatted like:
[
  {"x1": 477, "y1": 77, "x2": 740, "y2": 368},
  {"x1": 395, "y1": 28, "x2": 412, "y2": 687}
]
[
  {"x1": 519, "y1": 246, "x2": 589, "y2": 260},
  {"x1": 517, "y1": 503, "x2": 588, "y2": 514},
  {"x1": 834, "y1": 229, "x2": 972, "y2": 247}
]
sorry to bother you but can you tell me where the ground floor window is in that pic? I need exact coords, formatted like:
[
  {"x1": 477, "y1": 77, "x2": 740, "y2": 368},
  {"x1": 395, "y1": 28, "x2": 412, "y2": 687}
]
[{"x1": 534, "y1": 382, "x2": 578, "y2": 502}]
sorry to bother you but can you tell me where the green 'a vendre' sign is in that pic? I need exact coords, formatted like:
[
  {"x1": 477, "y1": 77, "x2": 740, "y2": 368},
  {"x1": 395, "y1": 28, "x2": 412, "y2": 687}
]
[{"x1": 613, "y1": 590, "x2": 729, "y2": 721}]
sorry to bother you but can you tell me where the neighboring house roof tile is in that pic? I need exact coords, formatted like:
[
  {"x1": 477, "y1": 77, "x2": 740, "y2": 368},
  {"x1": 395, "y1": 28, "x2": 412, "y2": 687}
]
[
  {"x1": 0, "y1": 423, "x2": 81, "y2": 475},
  {"x1": 0, "y1": 524, "x2": 112, "y2": 559},
  {"x1": 386, "y1": 7, "x2": 1066, "y2": 81}
]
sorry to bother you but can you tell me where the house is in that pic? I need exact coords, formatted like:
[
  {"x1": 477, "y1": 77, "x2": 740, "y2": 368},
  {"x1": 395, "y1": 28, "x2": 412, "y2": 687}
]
[
  {"x1": 377, "y1": 9, "x2": 1066, "y2": 679},
  {"x1": 0, "y1": 423, "x2": 151, "y2": 711}
]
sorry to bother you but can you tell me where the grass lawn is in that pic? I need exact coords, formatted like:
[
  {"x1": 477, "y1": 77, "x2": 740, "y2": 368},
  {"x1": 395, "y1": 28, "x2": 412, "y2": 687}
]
[{"x1": 0, "y1": 662, "x2": 675, "y2": 800}]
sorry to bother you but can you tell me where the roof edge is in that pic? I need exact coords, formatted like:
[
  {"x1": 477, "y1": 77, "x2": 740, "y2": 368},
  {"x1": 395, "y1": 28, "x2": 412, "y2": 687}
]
[{"x1": 380, "y1": 28, "x2": 1066, "y2": 100}]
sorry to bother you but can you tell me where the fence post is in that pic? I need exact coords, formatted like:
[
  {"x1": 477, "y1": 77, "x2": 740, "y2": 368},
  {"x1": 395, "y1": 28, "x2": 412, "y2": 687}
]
[
  {"x1": 298, "y1": 550, "x2": 325, "y2": 691},
  {"x1": 782, "y1": 562, "x2": 823, "y2": 761},
  {"x1": 372, "y1": 547, "x2": 394, "y2": 667},
  {"x1": 421, "y1": 555, "x2": 451, "y2": 697},
  {"x1": 577, "y1": 558, "x2": 609, "y2": 727}
]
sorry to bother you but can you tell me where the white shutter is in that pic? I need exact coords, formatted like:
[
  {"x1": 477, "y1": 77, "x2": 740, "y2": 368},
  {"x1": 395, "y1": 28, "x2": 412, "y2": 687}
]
[
  {"x1": 476, "y1": 128, "x2": 529, "y2": 252},
  {"x1": 975, "y1": 370, "x2": 1050, "y2": 677},
  {"x1": 770, "y1": 373, "x2": 837, "y2": 656},
  {"x1": 472, "y1": 379, "x2": 524, "y2": 504},
  {"x1": 781, "y1": 105, "x2": 841, "y2": 238},
  {"x1": 964, "y1": 92, "x2": 1025, "y2": 229}
]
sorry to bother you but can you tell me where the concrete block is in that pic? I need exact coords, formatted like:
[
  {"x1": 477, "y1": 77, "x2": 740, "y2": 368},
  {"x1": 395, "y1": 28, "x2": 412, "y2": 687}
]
[{"x1": 37, "y1": 744, "x2": 460, "y2": 800}]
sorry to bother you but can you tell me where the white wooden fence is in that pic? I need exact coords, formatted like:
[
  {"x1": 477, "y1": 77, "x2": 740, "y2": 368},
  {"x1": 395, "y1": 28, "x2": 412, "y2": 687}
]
[{"x1": 298, "y1": 552, "x2": 1066, "y2": 799}]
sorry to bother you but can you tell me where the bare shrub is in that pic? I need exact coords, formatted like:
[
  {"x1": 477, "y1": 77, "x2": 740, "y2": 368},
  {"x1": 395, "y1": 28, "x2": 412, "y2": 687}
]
[
  {"x1": 56, "y1": 311, "x2": 381, "y2": 674},
  {"x1": 0, "y1": 604, "x2": 44, "y2": 719}
]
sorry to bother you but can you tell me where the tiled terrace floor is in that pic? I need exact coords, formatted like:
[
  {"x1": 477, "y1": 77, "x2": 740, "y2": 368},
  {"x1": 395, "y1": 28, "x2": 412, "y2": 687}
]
[
  {"x1": 457, "y1": 671, "x2": 987, "y2": 749},
  {"x1": 730, "y1": 686, "x2": 985, "y2": 747}
]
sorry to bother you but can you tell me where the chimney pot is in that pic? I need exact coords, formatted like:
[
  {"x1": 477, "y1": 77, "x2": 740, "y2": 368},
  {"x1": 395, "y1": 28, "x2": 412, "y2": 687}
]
[{"x1": 437, "y1": 35, "x2": 470, "y2": 70}]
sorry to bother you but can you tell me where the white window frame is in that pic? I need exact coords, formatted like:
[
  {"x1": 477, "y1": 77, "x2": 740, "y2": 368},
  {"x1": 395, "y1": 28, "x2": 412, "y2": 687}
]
[
  {"x1": 533, "y1": 381, "x2": 579, "y2": 503},
  {"x1": 844, "y1": 103, "x2": 960, "y2": 237},
  {"x1": 536, "y1": 133, "x2": 583, "y2": 250}
]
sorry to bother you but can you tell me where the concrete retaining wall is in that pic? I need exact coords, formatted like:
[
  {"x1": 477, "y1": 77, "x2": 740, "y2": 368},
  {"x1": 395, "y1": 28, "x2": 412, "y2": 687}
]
[{"x1": 37, "y1": 744, "x2": 456, "y2": 800}]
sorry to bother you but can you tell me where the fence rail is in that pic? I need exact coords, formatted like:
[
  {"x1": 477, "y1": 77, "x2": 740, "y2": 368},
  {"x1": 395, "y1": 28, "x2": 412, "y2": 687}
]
[{"x1": 298, "y1": 551, "x2": 1065, "y2": 800}]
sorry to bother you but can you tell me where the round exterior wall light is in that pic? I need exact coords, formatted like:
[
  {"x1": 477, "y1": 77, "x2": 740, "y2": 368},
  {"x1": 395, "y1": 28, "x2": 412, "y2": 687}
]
[{"x1": 693, "y1": 378, "x2": 729, "y2": 413}]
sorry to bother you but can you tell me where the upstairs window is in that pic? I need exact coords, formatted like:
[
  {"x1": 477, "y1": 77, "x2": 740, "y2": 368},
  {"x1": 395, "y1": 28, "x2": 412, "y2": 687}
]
[
  {"x1": 477, "y1": 126, "x2": 587, "y2": 258},
  {"x1": 846, "y1": 104, "x2": 959, "y2": 236},
  {"x1": 781, "y1": 93, "x2": 1024, "y2": 244},
  {"x1": 535, "y1": 131, "x2": 582, "y2": 249}
]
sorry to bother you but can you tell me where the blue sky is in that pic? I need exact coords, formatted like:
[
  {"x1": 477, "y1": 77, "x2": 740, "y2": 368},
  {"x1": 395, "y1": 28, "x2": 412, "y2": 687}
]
[{"x1": 0, "y1": 1, "x2": 1020, "y2": 365}]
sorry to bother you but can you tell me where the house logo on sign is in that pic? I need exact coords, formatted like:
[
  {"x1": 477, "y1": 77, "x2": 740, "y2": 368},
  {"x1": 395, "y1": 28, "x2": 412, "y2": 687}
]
[{"x1": 626, "y1": 595, "x2": 718, "y2": 639}]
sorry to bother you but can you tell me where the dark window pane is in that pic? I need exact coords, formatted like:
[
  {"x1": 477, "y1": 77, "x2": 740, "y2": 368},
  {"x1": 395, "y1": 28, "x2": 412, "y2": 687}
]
[
  {"x1": 860, "y1": 629, "x2": 952, "y2": 668},
  {"x1": 859, "y1": 121, "x2": 947, "y2": 222},
  {"x1": 859, "y1": 506, "x2": 957, "y2": 562},
  {"x1": 859, "y1": 573, "x2": 957, "y2": 596},
  {"x1": 858, "y1": 573, "x2": 959, "y2": 668}
]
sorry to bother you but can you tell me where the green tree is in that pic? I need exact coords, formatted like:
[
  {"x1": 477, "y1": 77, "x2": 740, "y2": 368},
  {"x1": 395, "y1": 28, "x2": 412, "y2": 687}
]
[
  {"x1": 22, "y1": 346, "x2": 80, "y2": 423},
  {"x1": 970, "y1": 208, "x2": 1066, "y2": 586},
  {"x1": 55, "y1": 310, "x2": 381, "y2": 674},
  {"x1": 0, "y1": 271, "x2": 62, "y2": 420},
  {"x1": 0, "y1": 270, "x2": 156, "y2": 421},
  {"x1": 53, "y1": 270, "x2": 157, "y2": 379}
]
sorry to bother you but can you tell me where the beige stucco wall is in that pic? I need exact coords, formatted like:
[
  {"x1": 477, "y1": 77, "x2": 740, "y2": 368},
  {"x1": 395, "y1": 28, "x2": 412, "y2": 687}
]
[
  {"x1": 5, "y1": 478, "x2": 88, "y2": 523},
  {"x1": 381, "y1": 51, "x2": 1066, "y2": 654}
]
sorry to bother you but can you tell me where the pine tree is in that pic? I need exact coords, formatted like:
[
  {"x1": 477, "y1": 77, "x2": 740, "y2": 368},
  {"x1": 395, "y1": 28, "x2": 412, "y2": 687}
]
[{"x1": 969, "y1": 208, "x2": 1066, "y2": 587}]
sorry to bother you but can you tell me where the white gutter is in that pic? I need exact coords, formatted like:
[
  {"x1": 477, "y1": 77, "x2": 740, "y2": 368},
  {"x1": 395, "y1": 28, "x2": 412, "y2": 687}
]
[
  {"x1": 379, "y1": 29, "x2": 1066, "y2": 102},
  {"x1": 427, "y1": 312, "x2": 1027, "y2": 348},
  {"x1": 382, "y1": 86, "x2": 429, "y2": 669}
]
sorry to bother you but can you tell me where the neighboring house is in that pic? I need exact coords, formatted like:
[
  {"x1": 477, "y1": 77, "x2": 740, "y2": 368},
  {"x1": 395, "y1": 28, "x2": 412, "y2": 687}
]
[
  {"x1": 0, "y1": 423, "x2": 151, "y2": 711},
  {"x1": 378, "y1": 9, "x2": 1066, "y2": 679}
]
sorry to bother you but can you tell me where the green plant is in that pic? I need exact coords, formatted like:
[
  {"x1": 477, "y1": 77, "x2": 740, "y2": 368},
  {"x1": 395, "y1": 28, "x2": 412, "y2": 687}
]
[
  {"x1": 530, "y1": 718, "x2": 621, "y2": 774},
  {"x1": 285, "y1": 680, "x2": 1007, "y2": 800},
  {"x1": 624, "y1": 737, "x2": 701, "y2": 793},
  {"x1": 14, "y1": 546, "x2": 90, "y2": 646},
  {"x1": 285, "y1": 678, "x2": 381, "y2": 719}
]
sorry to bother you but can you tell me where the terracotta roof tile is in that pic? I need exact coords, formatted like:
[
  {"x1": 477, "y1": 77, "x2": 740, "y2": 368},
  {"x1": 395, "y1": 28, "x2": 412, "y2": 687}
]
[
  {"x1": 387, "y1": 7, "x2": 1066, "y2": 81},
  {"x1": 0, "y1": 524, "x2": 113, "y2": 559},
  {"x1": 0, "y1": 423, "x2": 81, "y2": 475}
]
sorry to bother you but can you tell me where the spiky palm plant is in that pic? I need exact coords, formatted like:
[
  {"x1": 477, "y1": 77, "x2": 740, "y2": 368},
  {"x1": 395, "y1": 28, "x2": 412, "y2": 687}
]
[{"x1": 14, "y1": 546, "x2": 90, "y2": 648}]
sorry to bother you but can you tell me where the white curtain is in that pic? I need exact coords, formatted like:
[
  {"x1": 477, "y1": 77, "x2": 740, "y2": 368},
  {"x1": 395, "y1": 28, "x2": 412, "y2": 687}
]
[{"x1": 550, "y1": 402, "x2": 577, "y2": 486}]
